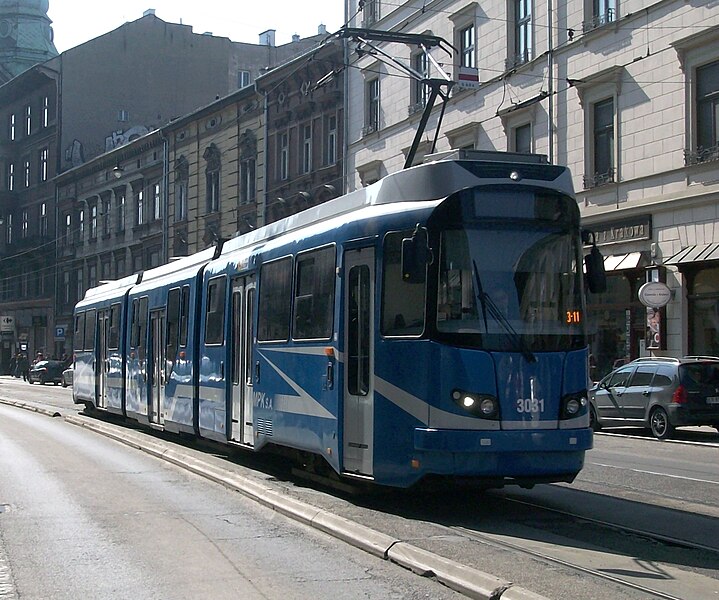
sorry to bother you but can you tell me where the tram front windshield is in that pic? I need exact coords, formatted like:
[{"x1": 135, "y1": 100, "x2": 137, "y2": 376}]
[{"x1": 434, "y1": 188, "x2": 585, "y2": 352}]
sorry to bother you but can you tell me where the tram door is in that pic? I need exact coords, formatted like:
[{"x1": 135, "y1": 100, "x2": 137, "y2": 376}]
[
  {"x1": 342, "y1": 248, "x2": 374, "y2": 476},
  {"x1": 149, "y1": 310, "x2": 166, "y2": 425},
  {"x1": 96, "y1": 309, "x2": 110, "y2": 409},
  {"x1": 230, "y1": 275, "x2": 256, "y2": 445}
]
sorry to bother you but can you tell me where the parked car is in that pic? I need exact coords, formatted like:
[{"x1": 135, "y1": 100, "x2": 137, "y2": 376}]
[
  {"x1": 27, "y1": 360, "x2": 65, "y2": 385},
  {"x1": 62, "y1": 365, "x2": 73, "y2": 387},
  {"x1": 589, "y1": 356, "x2": 719, "y2": 439}
]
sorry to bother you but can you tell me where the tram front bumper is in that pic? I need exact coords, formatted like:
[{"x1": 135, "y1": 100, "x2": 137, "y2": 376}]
[{"x1": 412, "y1": 427, "x2": 593, "y2": 478}]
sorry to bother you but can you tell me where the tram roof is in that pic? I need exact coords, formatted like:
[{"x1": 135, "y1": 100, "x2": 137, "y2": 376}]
[
  {"x1": 219, "y1": 151, "x2": 572, "y2": 258},
  {"x1": 77, "y1": 272, "x2": 142, "y2": 308}
]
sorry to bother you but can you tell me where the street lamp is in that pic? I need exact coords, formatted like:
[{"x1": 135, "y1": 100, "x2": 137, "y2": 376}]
[{"x1": 112, "y1": 163, "x2": 124, "y2": 179}]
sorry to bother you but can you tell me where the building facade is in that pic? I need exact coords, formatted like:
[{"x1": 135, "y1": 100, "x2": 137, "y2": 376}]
[
  {"x1": 344, "y1": 0, "x2": 719, "y2": 378},
  {"x1": 52, "y1": 40, "x2": 345, "y2": 354},
  {"x1": 0, "y1": 12, "x2": 327, "y2": 371}
]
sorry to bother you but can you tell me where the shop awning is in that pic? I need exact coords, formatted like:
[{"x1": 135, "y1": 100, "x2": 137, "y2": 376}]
[
  {"x1": 664, "y1": 243, "x2": 719, "y2": 265},
  {"x1": 602, "y1": 251, "x2": 647, "y2": 271}
]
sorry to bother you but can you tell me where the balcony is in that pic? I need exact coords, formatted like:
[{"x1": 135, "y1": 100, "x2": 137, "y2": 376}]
[
  {"x1": 582, "y1": 9, "x2": 616, "y2": 33},
  {"x1": 685, "y1": 144, "x2": 719, "y2": 166},
  {"x1": 583, "y1": 168, "x2": 615, "y2": 189}
]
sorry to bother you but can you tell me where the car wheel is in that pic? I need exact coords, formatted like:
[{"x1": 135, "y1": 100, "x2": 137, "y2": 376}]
[
  {"x1": 590, "y1": 405, "x2": 601, "y2": 432},
  {"x1": 650, "y1": 406, "x2": 674, "y2": 440},
  {"x1": 62, "y1": 379, "x2": 68, "y2": 388},
  {"x1": 27, "y1": 379, "x2": 34, "y2": 384}
]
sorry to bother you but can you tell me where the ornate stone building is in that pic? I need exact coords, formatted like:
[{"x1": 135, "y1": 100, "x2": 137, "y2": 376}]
[{"x1": 0, "y1": 12, "x2": 327, "y2": 369}]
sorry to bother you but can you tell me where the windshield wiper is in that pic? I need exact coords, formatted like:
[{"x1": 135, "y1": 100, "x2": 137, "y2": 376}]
[{"x1": 472, "y1": 260, "x2": 536, "y2": 363}]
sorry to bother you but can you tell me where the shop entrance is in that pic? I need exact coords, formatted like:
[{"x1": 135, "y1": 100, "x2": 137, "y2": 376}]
[{"x1": 586, "y1": 270, "x2": 645, "y2": 382}]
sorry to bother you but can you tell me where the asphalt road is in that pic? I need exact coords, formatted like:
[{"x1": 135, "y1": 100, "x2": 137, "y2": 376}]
[{"x1": 1, "y1": 376, "x2": 718, "y2": 599}]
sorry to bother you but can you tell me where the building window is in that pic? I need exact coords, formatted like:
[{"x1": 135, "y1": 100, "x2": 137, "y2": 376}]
[
  {"x1": 153, "y1": 182, "x2": 161, "y2": 220},
  {"x1": 204, "y1": 144, "x2": 221, "y2": 213},
  {"x1": 76, "y1": 269, "x2": 84, "y2": 303},
  {"x1": 588, "y1": 97, "x2": 615, "y2": 187},
  {"x1": 325, "y1": 114, "x2": 337, "y2": 166},
  {"x1": 301, "y1": 123, "x2": 312, "y2": 174},
  {"x1": 63, "y1": 271, "x2": 70, "y2": 305},
  {"x1": 411, "y1": 52, "x2": 429, "y2": 113},
  {"x1": 8, "y1": 114, "x2": 15, "y2": 141},
  {"x1": 39, "y1": 147, "x2": 48, "y2": 182},
  {"x1": 64, "y1": 213, "x2": 71, "y2": 245},
  {"x1": 90, "y1": 204, "x2": 98, "y2": 240},
  {"x1": 23, "y1": 159, "x2": 30, "y2": 188},
  {"x1": 40, "y1": 202, "x2": 47, "y2": 237},
  {"x1": 21, "y1": 210, "x2": 28, "y2": 238},
  {"x1": 584, "y1": 0, "x2": 616, "y2": 32},
  {"x1": 514, "y1": 123, "x2": 532, "y2": 153},
  {"x1": 240, "y1": 159, "x2": 256, "y2": 204},
  {"x1": 364, "y1": 77, "x2": 380, "y2": 135},
  {"x1": 118, "y1": 109, "x2": 129, "y2": 122},
  {"x1": 42, "y1": 96, "x2": 49, "y2": 128},
  {"x1": 175, "y1": 156, "x2": 189, "y2": 221},
  {"x1": 362, "y1": 0, "x2": 378, "y2": 27},
  {"x1": 24, "y1": 105, "x2": 31, "y2": 136},
  {"x1": 117, "y1": 191, "x2": 126, "y2": 232},
  {"x1": 102, "y1": 197, "x2": 111, "y2": 236},
  {"x1": 89, "y1": 264, "x2": 97, "y2": 288},
  {"x1": 116, "y1": 257, "x2": 125, "y2": 278},
  {"x1": 460, "y1": 25, "x2": 476, "y2": 69},
  {"x1": 7, "y1": 163, "x2": 14, "y2": 191},
  {"x1": 5, "y1": 214, "x2": 11, "y2": 244},
  {"x1": 136, "y1": 189, "x2": 144, "y2": 225},
  {"x1": 78, "y1": 209, "x2": 85, "y2": 242},
  {"x1": 279, "y1": 132, "x2": 289, "y2": 180},
  {"x1": 514, "y1": 0, "x2": 532, "y2": 66},
  {"x1": 697, "y1": 60, "x2": 719, "y2": 158},
  {"x1": 238, "y1": 70, "x2": 251, "y2": 89}
]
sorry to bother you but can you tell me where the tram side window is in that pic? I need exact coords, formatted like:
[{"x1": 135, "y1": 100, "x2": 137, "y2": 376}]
[
  {"x1": 74, "y1": 312, "x2": 85, "y2": 351},
  {"x1": 84, "y1": 309, "x2": 96, "y2": 350},
  {"x1": 108, "y1": 303, "x2": 121, "y2": 350},
  {"x1": 293, "y1": 246, "x2": 335, "y2": 340},
  {"x1": 381, "y1": 231, "x2": 426, "y2": 336},
  {"x1": 205, "y1": 277, "x2": 226, "y2": 345},
  {"x1": 258, "y1": 257, "x2": 292, "y2": 342},
  {"x1": 131, "y1": 297, "x2": 148, "y2": 360},
  {"x1": 179, "y1": 285, "x2": 190, "y2": 347},
  {"x1": 166, "y1": 287, "x2": 180, "y2": 361}
]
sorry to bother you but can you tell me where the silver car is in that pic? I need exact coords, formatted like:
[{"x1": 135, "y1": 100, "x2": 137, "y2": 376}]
[{"x1": 589, "y1": 356, "x2": 719, "y2": 439}]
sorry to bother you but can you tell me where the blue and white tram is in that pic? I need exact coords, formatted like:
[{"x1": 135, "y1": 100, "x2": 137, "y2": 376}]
[
  {"x1": 74, "y1": 273, "x2": 141, "y2": 412},
  {"x1": 74, "y1": 149, "x2": 604, "y2": 489}
]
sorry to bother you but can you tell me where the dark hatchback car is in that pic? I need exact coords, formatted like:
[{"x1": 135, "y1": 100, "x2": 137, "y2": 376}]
[
  {"x1": 589, "y1": 356, "x2": 719, "y2": 439},
  {"x1": 27, "y1": 360, "x2": 65, "y2": 385}
]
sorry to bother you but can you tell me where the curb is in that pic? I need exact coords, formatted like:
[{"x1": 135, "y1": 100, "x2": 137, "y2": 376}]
[{"x1": 7, "y1": 399, "x2": 551, "y2": 600}]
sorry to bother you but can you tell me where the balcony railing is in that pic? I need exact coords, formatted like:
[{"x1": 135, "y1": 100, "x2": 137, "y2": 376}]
[
  {"x1": 505, "y1": 49, "x2": 532, "y2": 71},
  {"x1": 361, "y1": 123, "x2": 378, "y2": 137},
  {"x1": 685, "y1": 144, "x2": 719, "y2": 166},
  {"x1": 582, "y1": 9, "x2": 616, "y2": 33},
  {"x1": 408, "y1": 100, "x2": 426, "y2": 117},
  {"x1": 583, "y1": 168, "x2": 615, "y2": 189}
]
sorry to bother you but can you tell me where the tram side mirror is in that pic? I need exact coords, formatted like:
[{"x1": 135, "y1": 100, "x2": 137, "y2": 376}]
[
  {"x1": 582, "y1": 230, "x2": 607, "y2": 294},
  {"x1": 401, "y1": 225, "x2": 433, "y2": 284}
]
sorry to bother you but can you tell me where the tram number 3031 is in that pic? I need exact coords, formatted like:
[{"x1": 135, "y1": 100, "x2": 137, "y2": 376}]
[{"x1": 516, "y1": 398, "x2": 545, "y2": 413}]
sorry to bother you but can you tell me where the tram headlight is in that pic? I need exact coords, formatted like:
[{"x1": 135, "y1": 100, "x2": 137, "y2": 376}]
[
  {"x1": 452, "y1": 389, "x2": 499, "y2": 419},
  {"x1": 561, "y1": 392, "x2": 588, "y2": 419}
]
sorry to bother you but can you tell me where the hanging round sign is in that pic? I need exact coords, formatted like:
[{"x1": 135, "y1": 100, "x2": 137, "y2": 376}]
[{"x1": 638, "y1": 281, "x2": 672, "y2": 308}]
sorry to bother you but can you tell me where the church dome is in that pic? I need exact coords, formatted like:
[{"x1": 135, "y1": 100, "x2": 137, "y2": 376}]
[{"x1": 0, "y1": 0, "x2": 50, "y2": 16}]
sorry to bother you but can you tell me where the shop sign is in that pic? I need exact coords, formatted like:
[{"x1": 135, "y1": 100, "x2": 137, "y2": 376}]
[
  {"x1": 585, "y1": 215, "x2": 652, "y2": 247},
  {"x1": 0, "y1": 316, "x2": 14, "y2": 333},
  {"x1": 638, "y1": 282, "x2": 672, "y2": 308}
]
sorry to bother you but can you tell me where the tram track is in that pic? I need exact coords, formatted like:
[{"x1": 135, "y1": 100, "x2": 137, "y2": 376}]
[{"x1": 432, "y1": 493, "x2": 719, "y2": 600}]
